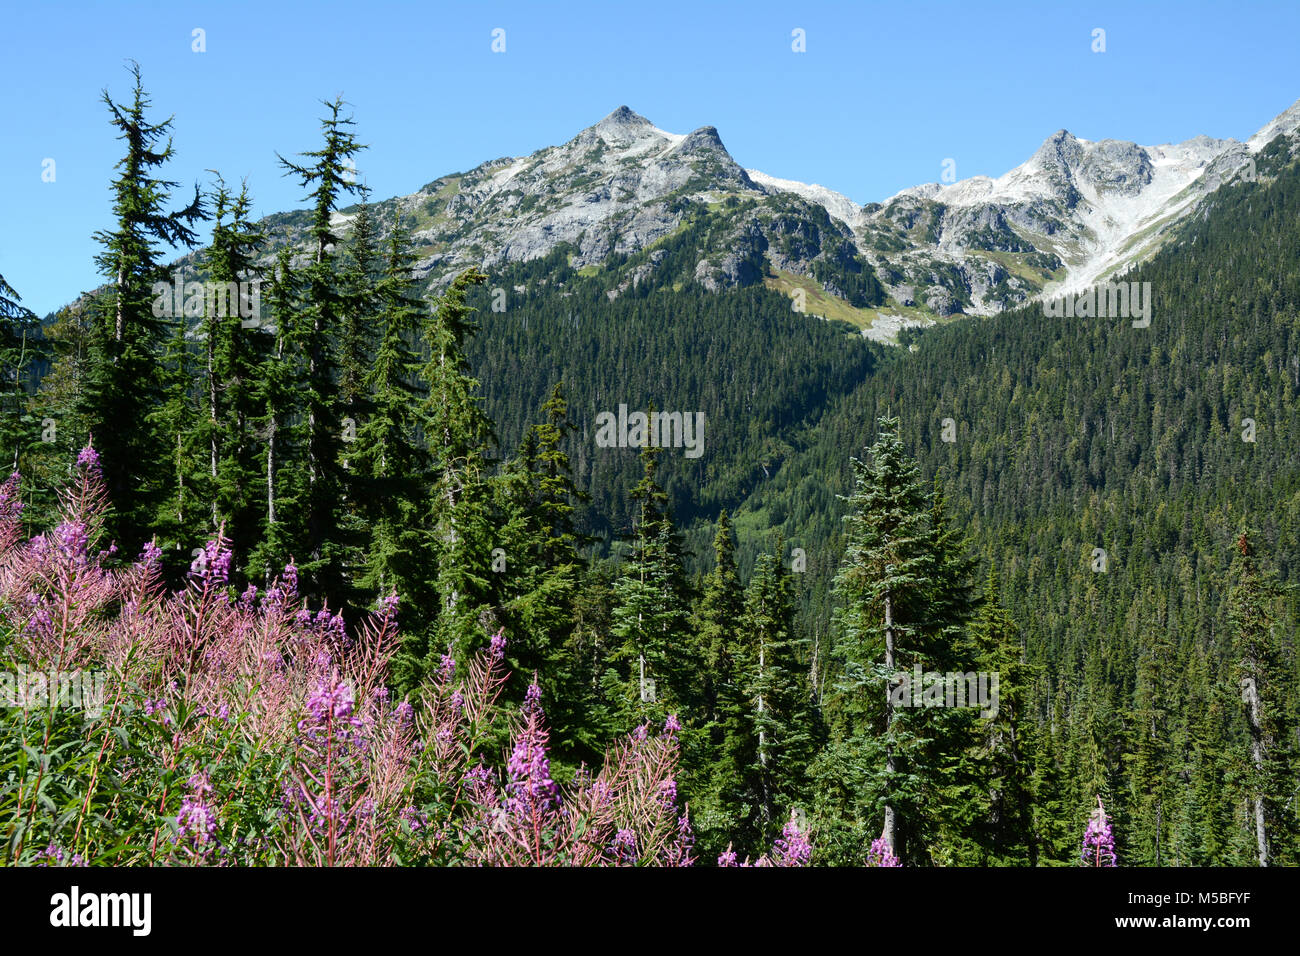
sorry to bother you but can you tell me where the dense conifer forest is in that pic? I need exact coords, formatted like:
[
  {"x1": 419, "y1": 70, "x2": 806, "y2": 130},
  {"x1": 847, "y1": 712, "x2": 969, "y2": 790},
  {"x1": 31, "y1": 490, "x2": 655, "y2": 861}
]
[{"x1": 1, "y1": 66, "x2": 1296, "y2": 871}]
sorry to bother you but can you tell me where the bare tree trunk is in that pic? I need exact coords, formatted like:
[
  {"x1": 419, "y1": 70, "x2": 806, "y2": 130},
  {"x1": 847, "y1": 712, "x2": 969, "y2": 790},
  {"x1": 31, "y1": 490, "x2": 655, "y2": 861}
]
[
  {"x1": 1242, "y1": 675, "x2": 1269, "y2": 866},
  {"x1": 881, "y1": 591, "x2": 896, "y2": 854}
]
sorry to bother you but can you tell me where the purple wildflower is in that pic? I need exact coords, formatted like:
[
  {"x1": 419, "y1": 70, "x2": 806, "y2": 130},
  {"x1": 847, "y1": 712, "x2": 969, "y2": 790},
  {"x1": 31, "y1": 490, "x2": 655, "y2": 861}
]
[
  {"x1": 75, "y1": 445, "x2": 101, "y2": 476},
  {"x1": 506, "y1": 713, "x2": 559, "y2": 817},
  {"x1": 177, "y1": 773, "x2": 218, "y2": 846},
  {"x1": 53, "y1": 520, "x2": 88, "y2": 562},
  {"x1": 611, "y1": 828, "x2": 638, "y2": 864},
  {"x1": 1082, "y1": 798, "x2": 1117, "y2": 867},
  {"x1": 305, "y1": 678, "x2": 355, "y2": 723},
  {"x1": 771, "y1": 811, "x2": 813, "y2": 867},
  {"x1": 866, "y1": 836, "x2": 901, "y2": 867}
]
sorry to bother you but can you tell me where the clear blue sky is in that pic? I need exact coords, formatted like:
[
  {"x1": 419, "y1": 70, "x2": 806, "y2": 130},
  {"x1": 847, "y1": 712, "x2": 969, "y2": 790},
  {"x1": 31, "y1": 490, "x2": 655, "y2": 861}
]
[{"x1": 4, "y1": 0, "x2": 1298, "y2": 316}]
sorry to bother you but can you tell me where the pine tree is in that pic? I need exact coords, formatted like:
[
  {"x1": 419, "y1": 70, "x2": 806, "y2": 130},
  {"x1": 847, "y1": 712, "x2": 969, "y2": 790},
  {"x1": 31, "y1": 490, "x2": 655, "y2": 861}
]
[
  {"x1": 740, "y1": 545, "x2": 816, "y2": 843},
  {"x1": 1031, "y1": 694, "x2": 1073, "y2": 865},
  {"x1": 970, "y1": 569, "x2": 1034, "y2": 864},
  {"x1": 422, "y1": 267, "x2": 496, "y2": 667},
  {"x1": 83, "y1": 62, "x2": 205, "y2": 547},
  {"x1": 353, "y1": 220, "x2": 430, "y2": 626},
  {"x1": 0, "y1": 274, "x2": 41, "y2": 473},
  {"x1": 202, "y1": 176, "x2": 268, "y2": 572},
  {"x1": 1126, "y1": 619, "x2": 1176, "y2": 865},
  {"x1": 824, "y1": 415, "x2": 974, "y2": 865},
  {"x1": 695, "y1": 510, "x2": 745, "y2": 731},
  {"x1": 275, "y1": 96, "x2": 367, "y2": 604},
  {"x1": 609, "y1": 441, "x2": 694, "y2": 726},
  {"x1": 1228, "y1": 531, "x2": 1298, "y2": 866},
  {"x1": 493, "y1": 382, "x2": 591, "y2": 736},
  {"x1": 247, "y1": 249, "x2": 303, "y2": 585},
  {"x1": 150, "y1": 313, "x2": 204, "y2": 563}
]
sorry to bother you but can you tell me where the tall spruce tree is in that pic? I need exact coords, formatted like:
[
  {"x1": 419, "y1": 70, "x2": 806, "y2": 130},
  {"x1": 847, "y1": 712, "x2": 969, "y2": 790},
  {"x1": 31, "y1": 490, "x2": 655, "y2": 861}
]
[
  {"x1": 740, "y1": 545, "x2": 816, "y2": 843},
  {"x1": 84, "y1": 62, "x2": 205, "y2": 547},
  {"x1": 970, "y1": 569, "x2": 1035, "y2": 864},
  {"x1": 422, "y1": 267, "x2": 497, "y2": 668},
  {"x1": 609, "y1": 440, "x2": 694, "y2": 726},
  {"x1": 1228, "y1": 531, "x2": 1298, "y2": 866},
  {"x1": 246, "y1": 249, "x2": 303, "y2": 585},
  {"x1": 0, "y1": 274, "x2": 41, "y2": 473},
  {"x1": 275, "y1": 97, "x2": 367, "y2": 604},
  {"x1": 822, "y1": 416, "x2": 974, "y2": 865},
  {"x1": 202, "y1": 176, "x2": 267, "y2": 571}
]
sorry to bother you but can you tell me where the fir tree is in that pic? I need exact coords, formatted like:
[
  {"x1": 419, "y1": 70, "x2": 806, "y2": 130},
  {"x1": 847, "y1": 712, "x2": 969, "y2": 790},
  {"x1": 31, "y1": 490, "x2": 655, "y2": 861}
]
[
  {"x1": 824, "y1": 415, "x2": 974, "y2": 865},
  {"x1": 202, "y1": 176, "x2": 267, "y2": 572},
  {"x1": 0, "y1": 274, "x2": 41, "y2": 473},
  {"x1": 609, "y1": 440, "x2": 694, "y2": 725},
  {"x1": 275, "y1": 96, "x2": 367, "y2": 603},
  {"x1": 422, "y1": 267, "x2": 496, "y2": 667},
  {"x1": 1228, "y1": 531, "x2": 1297, "y2": 866},
  {"x1": 83, "y1": 62, "x2": 205, "y2": 547}
]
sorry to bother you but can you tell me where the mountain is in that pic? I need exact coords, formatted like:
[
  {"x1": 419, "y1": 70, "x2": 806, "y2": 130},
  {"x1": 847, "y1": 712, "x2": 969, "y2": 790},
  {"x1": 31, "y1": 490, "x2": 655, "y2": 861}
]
[{"x1": 239, "y1": 98, "x2": 1300, "y2": 343}]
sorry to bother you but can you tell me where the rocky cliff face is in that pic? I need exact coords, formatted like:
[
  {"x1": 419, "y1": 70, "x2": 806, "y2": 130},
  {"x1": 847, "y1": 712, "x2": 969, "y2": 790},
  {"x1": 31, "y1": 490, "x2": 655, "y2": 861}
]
[{"x1": 246, "y1": 98, "x2": 1300, "y2": 340}]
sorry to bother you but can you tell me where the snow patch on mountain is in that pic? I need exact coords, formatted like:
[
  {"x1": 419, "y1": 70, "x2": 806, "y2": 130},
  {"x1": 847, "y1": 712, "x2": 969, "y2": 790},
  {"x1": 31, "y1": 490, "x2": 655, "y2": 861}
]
[{"x1": 744, "y1": 169, "x2": 863, "y2": 227}]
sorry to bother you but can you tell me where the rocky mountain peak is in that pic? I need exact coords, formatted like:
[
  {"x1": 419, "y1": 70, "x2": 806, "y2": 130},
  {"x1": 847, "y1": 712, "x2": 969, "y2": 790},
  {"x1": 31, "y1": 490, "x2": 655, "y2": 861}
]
[{"x1": 590, "y1": 105, "x2": 656, "y2": 145}]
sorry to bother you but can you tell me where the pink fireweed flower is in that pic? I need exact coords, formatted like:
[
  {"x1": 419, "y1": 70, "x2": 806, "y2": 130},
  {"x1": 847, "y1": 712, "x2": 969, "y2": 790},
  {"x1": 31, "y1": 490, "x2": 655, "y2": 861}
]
[
  {"x1": 489, "y1": 630, "x2": 507, "y2": 661},
  {"x1": 394, "y1": 701, "x2": 414, "y2": 725},
  {"x1": 771, "y1": 811, "x2": 813, "y2": 867},
  {"x1": 75, "y1": 445, "x2": 101, "y2": 476},
  {"x1": 35, "y1": 844, "x2": 86, "y2": 867},
  {"x1": 177, "y1": 773, "x2": 218, "y2": 846},
  {"x1": 1082, "y1": 798, "x2": 1117, "y2": 867},
  {"x1": 53, "y1": 520, "x2": 88, "y2": 563},
  {"x1": 305, "y1": 678, "x2": 355, "y2": 723},
  {"x1": 137, "y1": 538, "x2": 162, "y2": 569},
  {"x1": 866, "y1": 837, "x2": 901, "y2": 867},
  {"x1": 610, "y1": 828, "x2": 638, "y2": 864},
  {"x1": 657, "y1": 778, "x2": 678, "y2": 810},
  {"x1": 506, "y1": 712, "x2": 559, "y2": 817},
  {"x1": 189, "y1": 540, "x2": 232, "y2": 588}
]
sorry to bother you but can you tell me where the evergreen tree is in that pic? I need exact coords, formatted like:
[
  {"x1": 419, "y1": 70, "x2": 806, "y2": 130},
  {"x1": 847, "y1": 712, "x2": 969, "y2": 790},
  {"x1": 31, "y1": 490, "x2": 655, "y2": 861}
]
[
  {"x1": 202, "y1": 176, "x2": 268, "y2": 571},
  {"x1": 150, "y1": 313, "x2": 204, "y2": 562},
  {"x1": 740, "y1": 545, "x2": 816, "y2": 842},
  {"x1": 970, "y1": 569, "x2": 1035, "y2": 864},
  {"x1": 275, "y1": 96, "x2": 367, "y2": 603},
  {"x1": 0, "y1": 274, "x2": 41, "y2": 473},
  {"x1": 83, "y1": 62, "x2": 205, "y2": 547},
  {"x1": 695, "y1": 510, "x2": 745, "y2": 730},
  {"x1": 822, "y1": 415, "x2": 974, "y2": 865},
  {"x1": 353, "y1": 220, "x2": 431, "y2": 642},
  {"x1": 1228, "y1": 531, "x2": 1298, "y2": 866},
  {"x1": 609, "y1": 441, "x2": 694, "y2": 726},
  {"x1": 246, "y1": 249, "x2": 303, "y2": 585},
  {"x1": 422, "y1": 267, "x2": 497, "y2": 667}
]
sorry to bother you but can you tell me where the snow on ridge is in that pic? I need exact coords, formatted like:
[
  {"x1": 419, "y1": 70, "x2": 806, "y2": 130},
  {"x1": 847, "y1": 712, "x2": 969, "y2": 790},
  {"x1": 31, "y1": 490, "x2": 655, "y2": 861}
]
[{"x1": 745, "y1": 168, "x2": 862, "y2": 225}]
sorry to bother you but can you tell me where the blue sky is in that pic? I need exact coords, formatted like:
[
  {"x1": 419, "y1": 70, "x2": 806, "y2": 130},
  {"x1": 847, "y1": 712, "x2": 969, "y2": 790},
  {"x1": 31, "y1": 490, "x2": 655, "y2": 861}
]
[{"x1": 4, "y1": 0, "x2": 1299, "y2": 316}]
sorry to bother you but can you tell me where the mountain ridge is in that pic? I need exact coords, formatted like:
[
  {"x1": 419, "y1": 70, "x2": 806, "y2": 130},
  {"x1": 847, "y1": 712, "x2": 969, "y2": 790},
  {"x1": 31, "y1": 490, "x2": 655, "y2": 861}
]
[{"x1": 218, "y1": 97, "x2": 1300, "y2": 341}]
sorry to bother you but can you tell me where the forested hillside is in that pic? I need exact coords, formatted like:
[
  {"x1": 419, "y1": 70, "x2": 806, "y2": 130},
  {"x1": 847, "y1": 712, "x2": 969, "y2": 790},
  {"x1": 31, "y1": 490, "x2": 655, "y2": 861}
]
[{"x1": 2, "y1": 68, "x2": 1296, "y2": 869}]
